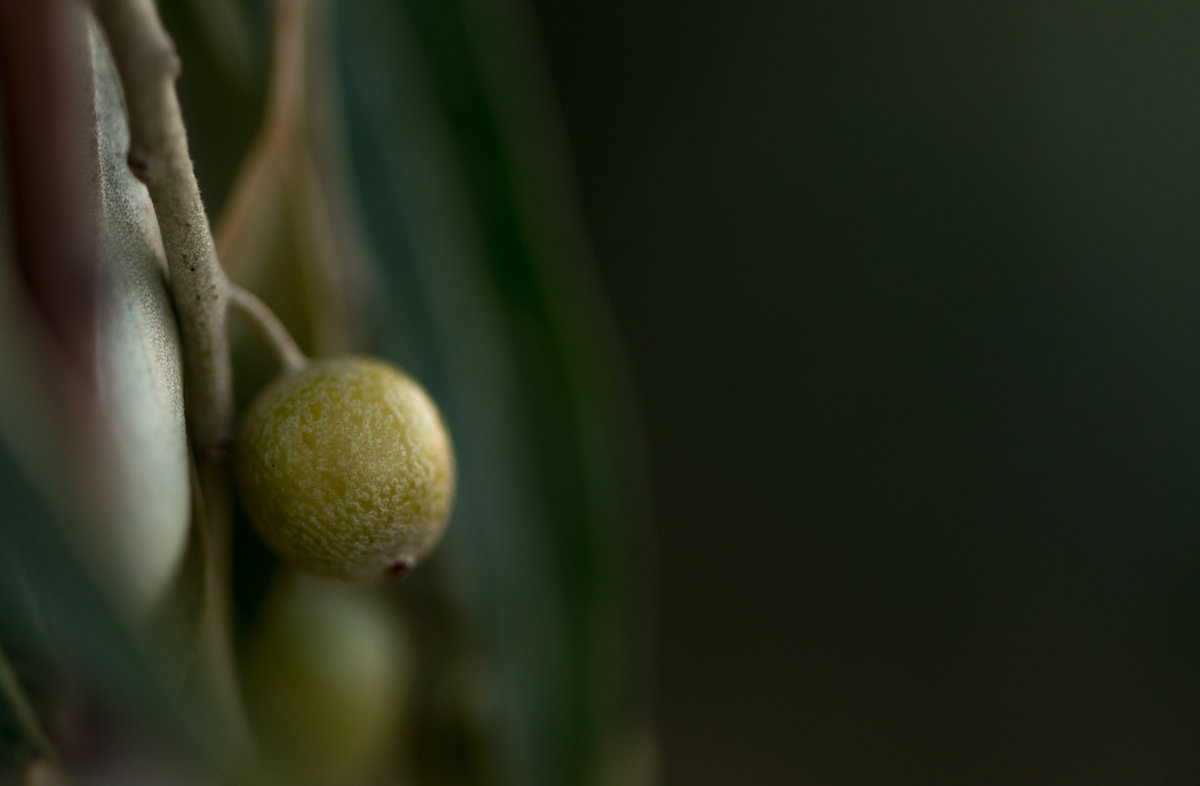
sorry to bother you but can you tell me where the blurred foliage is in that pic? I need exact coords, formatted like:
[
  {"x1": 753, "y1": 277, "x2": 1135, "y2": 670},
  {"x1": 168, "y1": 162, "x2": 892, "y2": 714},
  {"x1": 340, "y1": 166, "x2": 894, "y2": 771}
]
[{"x1": 0, "y1": 0, "x2": 651, "y2": 784}]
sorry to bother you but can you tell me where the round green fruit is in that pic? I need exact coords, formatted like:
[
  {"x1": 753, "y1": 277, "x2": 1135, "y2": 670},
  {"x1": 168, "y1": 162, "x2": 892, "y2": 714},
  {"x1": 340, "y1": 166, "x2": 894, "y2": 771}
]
[
  {"x1": 243, "y1": 575, "x2": 411, "y2": 784},
  {"x1": 235, "y1": 356, "x2": 454, "y2": 580}
]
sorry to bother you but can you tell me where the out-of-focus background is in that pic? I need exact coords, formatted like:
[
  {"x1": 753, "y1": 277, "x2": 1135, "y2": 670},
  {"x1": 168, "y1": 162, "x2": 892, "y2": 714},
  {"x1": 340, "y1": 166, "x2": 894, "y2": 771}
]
[
  {"x1": 6, "y1": 1, "x2": 1200, "y2": 784},
  {"x1": 528, "y1": 1, "x2": 1200, "y2": 784}
]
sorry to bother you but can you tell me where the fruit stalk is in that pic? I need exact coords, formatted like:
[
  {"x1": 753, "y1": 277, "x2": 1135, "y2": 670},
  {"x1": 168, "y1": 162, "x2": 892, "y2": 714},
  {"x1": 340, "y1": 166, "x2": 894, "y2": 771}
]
[{"x1": 228, "y1": 285, "x2": 307, "y2": 372}]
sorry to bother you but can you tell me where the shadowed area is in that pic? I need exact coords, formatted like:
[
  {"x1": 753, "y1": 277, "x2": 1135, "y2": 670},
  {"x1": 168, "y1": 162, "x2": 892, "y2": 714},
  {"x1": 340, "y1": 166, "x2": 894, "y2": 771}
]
[{"x1": 531, "y1": 1, "x2": 1200, "y2": 783}]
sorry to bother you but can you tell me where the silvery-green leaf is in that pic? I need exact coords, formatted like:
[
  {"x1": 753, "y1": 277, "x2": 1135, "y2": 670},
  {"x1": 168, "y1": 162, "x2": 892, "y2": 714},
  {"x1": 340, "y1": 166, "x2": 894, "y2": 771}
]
[
  {"x1": 0, "y1": 5, "x2": 230, "y2": 778},
  {"x1": 88, "y1": 18, "x2": 191, "y2": 613}
]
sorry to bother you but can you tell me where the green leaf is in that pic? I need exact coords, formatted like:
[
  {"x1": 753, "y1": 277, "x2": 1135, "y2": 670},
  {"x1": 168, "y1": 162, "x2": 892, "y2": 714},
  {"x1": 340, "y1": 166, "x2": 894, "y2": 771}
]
[
  {"x1": 0, "y1": 7, "x2": 234, "y2": 779},
  {"x1": 335, "y1": 6, "x2": 571, "y2": 783},
  {"x1": 334, "y1": 2, "x2": 654, "y2": 783},
  {"x1": 89, "y1": 16, "x2": 192, "y2": 614}
]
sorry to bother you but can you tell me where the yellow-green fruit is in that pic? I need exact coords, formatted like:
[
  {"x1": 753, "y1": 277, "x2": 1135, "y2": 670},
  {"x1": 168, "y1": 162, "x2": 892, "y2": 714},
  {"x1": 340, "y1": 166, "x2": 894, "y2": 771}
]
[
  {"x1": 235, "y1": 356, "x2": 454, "y2": 580},
  {"x1": 243, "y1": 575, "x2": 411, "y2": 784}
]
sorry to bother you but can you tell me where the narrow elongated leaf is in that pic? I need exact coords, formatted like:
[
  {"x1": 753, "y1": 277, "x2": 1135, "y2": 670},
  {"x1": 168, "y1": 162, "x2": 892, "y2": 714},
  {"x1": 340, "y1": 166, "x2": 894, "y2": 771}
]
[
  {"x1": 90, "y1": 16, "x2": 192, "y2": 613},
  {"x1": 336, "y1": 4, "x2": 569, "y2": 784},
  {"x1": 335, "y1": 1, "x2": 653, "y2": 783},
  {"x1": 444, "y1": 5, "x2": 655, "y2": 777}
]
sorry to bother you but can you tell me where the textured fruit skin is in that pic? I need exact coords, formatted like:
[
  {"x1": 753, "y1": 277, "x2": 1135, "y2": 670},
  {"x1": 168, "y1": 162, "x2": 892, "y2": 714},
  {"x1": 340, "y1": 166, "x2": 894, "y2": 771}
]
[
  {"x1": 243, "y1": 575, "x2": 410, "y2": 784},
  {"x1": 235, "y1": 356, "x2": 454, "y2": 579}
]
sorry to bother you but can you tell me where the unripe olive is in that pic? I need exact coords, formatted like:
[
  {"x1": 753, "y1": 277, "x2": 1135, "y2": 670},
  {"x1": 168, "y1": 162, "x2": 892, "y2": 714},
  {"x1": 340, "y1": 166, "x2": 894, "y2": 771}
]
[
  {"x1": 235, "y1": 356, "x2": 454, "y2": 580},
  {"x1": 243, "y1": 575, "x2": 411, "y2": 784}
]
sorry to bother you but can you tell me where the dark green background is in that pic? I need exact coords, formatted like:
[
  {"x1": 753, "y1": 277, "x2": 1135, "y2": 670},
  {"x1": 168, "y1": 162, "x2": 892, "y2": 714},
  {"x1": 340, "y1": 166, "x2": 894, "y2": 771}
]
[
  {"x1": 6, "y1": 1, "x2": 1200, "y2": 783},
  {"x1": 530, "y1": 1, "x2": 1200, "y2": 784}
]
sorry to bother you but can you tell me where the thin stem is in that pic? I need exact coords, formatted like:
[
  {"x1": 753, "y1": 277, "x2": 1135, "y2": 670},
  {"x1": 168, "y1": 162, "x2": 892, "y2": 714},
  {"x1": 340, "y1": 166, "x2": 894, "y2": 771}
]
[
  {"x1": 228, "y1": 285, "x2": 308, "y2": 373},
  {"x1": 0, "y1": 644, "x2": 59, "y2": 764}
]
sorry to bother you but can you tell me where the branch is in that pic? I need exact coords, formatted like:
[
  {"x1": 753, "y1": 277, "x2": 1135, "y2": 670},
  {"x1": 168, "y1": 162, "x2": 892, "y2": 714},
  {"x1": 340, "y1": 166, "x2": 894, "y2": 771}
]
[{"x1": 92, "y1": 0, "x2": 232, "y2": 459}]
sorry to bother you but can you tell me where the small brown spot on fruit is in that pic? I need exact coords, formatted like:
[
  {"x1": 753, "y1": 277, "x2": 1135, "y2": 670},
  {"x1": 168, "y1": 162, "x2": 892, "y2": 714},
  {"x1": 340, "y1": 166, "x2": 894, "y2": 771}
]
[{"x1": 386, "y1": 559, "x2": 414, "y2": 580}]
